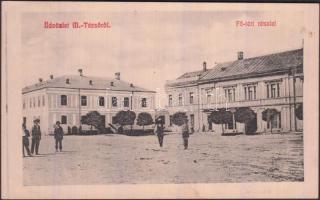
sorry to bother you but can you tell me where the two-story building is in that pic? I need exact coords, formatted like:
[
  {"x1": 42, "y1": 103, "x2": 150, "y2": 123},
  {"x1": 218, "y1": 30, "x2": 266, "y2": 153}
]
[
  {"x1": 165, "y1": 48, "x2": 303, "y2": 134},
  {"x1": 22, "y1": 70, "x2": 156, "y2": 135}
]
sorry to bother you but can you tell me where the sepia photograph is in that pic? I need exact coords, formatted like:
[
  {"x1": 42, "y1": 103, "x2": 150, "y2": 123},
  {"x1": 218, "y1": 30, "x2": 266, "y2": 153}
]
[{"x1": 1, "y1": 2, "x2": 319, "y2": 199}]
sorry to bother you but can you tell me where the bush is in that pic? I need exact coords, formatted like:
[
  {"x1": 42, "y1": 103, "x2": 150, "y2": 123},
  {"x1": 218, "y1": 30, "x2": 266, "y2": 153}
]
[
  {"x1": 81, "y1": 111, "x2": 104, "y2": 130},
  {"x1": 137, "y1": 112, "x2": 153, "y2": 130},
  {"x1": 171, "y1": 112, "x2": 187, "y2": 126}
]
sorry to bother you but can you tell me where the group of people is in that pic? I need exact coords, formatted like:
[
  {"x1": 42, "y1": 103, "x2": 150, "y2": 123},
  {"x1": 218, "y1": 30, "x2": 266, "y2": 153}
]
[
  {"x1": 23, "y1": 117, "x2": 190, "y2": 157},
  {"x1": 22, "y1": 120, "x2": 65, "y2": 157},
  {"x1": 154, "y1": 117, "x2": 190, "y2": 149}
]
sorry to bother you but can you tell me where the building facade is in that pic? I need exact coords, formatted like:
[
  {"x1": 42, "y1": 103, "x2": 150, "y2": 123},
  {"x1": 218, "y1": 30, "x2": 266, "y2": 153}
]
[
  {"x1": 165, "y1": 48, "x2": 303, "y2": 134},
  {"x1": 22, "y1": 71, "x2": 156, "y2": 135}
]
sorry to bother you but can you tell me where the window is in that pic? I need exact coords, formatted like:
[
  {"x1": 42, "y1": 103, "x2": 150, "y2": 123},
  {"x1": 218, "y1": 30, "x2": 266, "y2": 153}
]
[
  {"x1": 169, "y1": 115, "x2": 173, "y2": 126},
  {"x1": 267, "y1": 82, "x2": 281, "y2": 98},
  {"x1": 81, "y1": 96, "x2": 87, "y2": 106},
  {"x1": 190, "y1": 114, "x2": 195, "y2": 127},
  {"x1": 61, "y1": 95, "x2": 67, "y2": 106},
  {"x1": 178, "y1": 94, "x2": 183, "y2": 105},
  {"x1": 225, "y1": 121, "x2": 235, "y2": 130},
  {"x1": 23, "y1": 100, "x2": 26, "y2": 109},
  {"x1": 61, "y1": 115, "x2": 67, "y2": 124},
  {"x1": 33, "y1": 97, "x2": 36, "y2": 107},
  {"x1": 168, "y1": 95, "x2": 173, "y2": 106},
  {"x1": 189, "y1": 92, "x2": 194, "y2": 104},
  {"x1": 141, "y1": 98, "x2": 147, "y2": 108},
  {"x1": 112, "y1": 97, "x2": 117, "y2": 107},
  {"x1": 30, "y1": 99, "x2": 32, "y2": 108},
  {"x1": 124, "y1": 97, "x2": 129, "y2": 107},
  {"x1": 38, "y1": 96, "x2": 41, "y2": 107},
  {"x1": 99, "y1": 96, "x2": 105, "y2": 106},
  {"x1": 267, "y1": 113, "x2": 281, "y2": 129},
  {"x1": 206, "y1": 89, "x2": 212, "y2": 103},
  {"x1": 42, "y1": 96, "x2": 45, "y2": 106},
  {"x1": 244, "y1": 85, "x2": 257, "y2": 100},
  {"x1": 224, "y1": 87, "x2": 236, "y2": 102}
]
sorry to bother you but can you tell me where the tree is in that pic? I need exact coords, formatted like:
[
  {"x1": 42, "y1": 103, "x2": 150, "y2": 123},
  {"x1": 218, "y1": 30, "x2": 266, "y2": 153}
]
[
  {"x1": 115, "y1": 110, "x2": 136, "y2": 133},
  {"x1": 235, "y1": 107, "x2": 256, "y2": 134},
  {"x1": 171, "y1": 112, "x2": 188, "y2": 126},
  {"x1": 81, "y1": 111, "x2": 103, "y2": 131},
  {"x1": 207, "y1": 108, "x2": 232, "y2": 134},
  {"x1": 137, "y1": 112, "x2": 154, "y2": 130},
  {"x1": 262, "y1": 108, "x2": 279, "y2": 133}
]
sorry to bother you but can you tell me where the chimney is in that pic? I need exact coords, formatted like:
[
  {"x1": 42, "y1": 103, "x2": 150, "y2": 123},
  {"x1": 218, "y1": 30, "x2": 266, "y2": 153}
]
[
  {"x1": 203, "y1": 61, "x2": 207, "y2": 71},
  {"x1": 110, "y1": 81, "x2": 114, "y2": 86},
  {"x1": 130, "y1": 83, "x2": 134, "y2": 87},
  {"x1": 78, "y1": 69, "x2": 83, "y2": 76},
  {"x1": 237, "y1": 51, "x2": 244, "y2": 60},
  {"x1": 66, "y1": 78, "x2": 70, "y2": 84},
  {"x1": 115, "y1": 72, "x2": 120, "y2": 80},
  {"x1": 50, "y1": 75, "x2": 54, "y2": 79},
  {"x1": 89, "y1": 80, "x2": 93, "y2": 85},
  {"x1": 38, "y1": 78, "x2": 43, "y2": 83}
]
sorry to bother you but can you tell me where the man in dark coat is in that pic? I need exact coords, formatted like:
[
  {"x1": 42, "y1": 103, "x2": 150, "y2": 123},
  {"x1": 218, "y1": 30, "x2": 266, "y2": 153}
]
[
  {"x1": 31, "y1": 119, "x2": 41, "y2": 155},
  {"x1": 181, "y1": 119, "x2": 190, "y2": 150},
  {"x1": 54, "y1": 121, "x2": 64, "y2": 152},
  {"x1": 154, "y1": 118, "x2": 164, "y2": 147},
  {"x1": 22, "y1": 123, "x2": 31, "y2": 157}
]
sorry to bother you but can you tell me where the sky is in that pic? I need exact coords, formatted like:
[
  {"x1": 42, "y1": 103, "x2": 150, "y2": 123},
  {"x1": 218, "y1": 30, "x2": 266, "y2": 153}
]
[{"x1": 20, "y1": 8, "x2": 305, "y2": 108}]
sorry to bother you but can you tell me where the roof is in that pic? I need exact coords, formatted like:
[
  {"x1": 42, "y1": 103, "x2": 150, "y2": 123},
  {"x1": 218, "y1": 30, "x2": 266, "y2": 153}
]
[
  {"x1": 22, "y1": 75, "x2": 156, "y2": 94},
  {"x1": 177, "y1": 69, "x2": 210, "y2": 80},
  {"x1": 166, "y1": 48, "x2": 303, "y2": 88},
  {"x1": 201, "y1": 48, "x2": 303, "y2": 82}
]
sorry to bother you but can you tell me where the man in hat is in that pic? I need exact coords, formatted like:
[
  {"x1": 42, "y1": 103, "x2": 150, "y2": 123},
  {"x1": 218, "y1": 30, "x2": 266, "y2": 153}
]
[
  {"x1": 154, "y1": 117, "x2": 164, "y2": 147},
  {"x1": 31, "y1": 119, "x2": 41, "y2": 155},
  {"x1": 54, "y1": 121, "x2": 64, "y2": 152},
  {"x1": 181, "y1": 118, "x2": 190, "y2": 150},
  {"x1": 22, "y1": 123, "x2": 31, "y2": 157}
]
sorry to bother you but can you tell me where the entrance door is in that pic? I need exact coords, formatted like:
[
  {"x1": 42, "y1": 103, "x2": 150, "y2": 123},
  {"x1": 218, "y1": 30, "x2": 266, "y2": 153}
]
[
  {"x1": 245, "y1": 113, "x2": 257, "y2": 134},
  {"x1": 190, "y1": 114, "x2": 194, "y2": 127},
  {"x1": 100, "y1": 115, "x2": 106, "y2": 127}
]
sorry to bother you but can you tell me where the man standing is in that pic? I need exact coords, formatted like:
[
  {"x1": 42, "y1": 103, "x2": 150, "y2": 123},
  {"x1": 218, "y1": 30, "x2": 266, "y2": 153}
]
[
  {"x1": 181, "y1": 119, "x2": 190, "y2": 150},
  {"x1": 54, "y1": 121, "x2": 64, "y2": 152},
  {"x1": 22, "y1": 123, "x2": 31, "y2": 157},
  {"x1": 31, "y1": 119, "x2": 41, "y2": 155},
  {"x1": 154, "y1": 118, "x2": 164, "y2": 147}
]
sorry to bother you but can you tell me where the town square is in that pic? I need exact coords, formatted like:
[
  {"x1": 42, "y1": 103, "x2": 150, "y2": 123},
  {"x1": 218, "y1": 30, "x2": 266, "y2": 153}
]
[{"x1": 23, "y1": 131, "x2": 303, "y2": 185}]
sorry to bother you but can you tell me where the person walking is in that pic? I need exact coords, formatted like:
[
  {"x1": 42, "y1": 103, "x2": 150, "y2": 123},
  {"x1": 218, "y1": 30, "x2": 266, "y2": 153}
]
[
  {"x1": 181, "y1": 119, "x2": 190, "y2": 150},
  {"x1": 31, "y1": 119, "x2": 41, "y2": 155},
  {"x1": 22, "y1": 123, "x2": 32, "y2": 157},
  {"x1": 54, "y1": 121, "x2": 64, "y2": 152},
  {"x1": 154, "y1": 118, "x2": 164, "y2": 147}
]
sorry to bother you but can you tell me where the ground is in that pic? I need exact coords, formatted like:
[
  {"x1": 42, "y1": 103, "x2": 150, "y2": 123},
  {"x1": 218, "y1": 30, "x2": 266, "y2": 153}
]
[{"x1": 23, "y1": 132, "x2": 303, "y2": 185}]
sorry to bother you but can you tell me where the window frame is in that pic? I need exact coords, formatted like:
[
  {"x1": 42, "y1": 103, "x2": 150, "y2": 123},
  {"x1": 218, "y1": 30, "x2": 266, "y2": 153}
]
[
  {"x1": 141, "y1": 98, "x2": 147, "y2": 108},
  {"x1": 99, "y1": 96, "x2": 105, "y2": 107},
  {"x1": 61, "y1": 95, "x2": 67, "y2": 106},
  {"x1": 123, "y1": 97, "x2": 130, "y2": 108},
  {"x1": 61, "y1": 115, "x2": 67, "y2": 124},
  {"x1": 112, "y1": 96, "x2": 117, "y2": 107},
  {"x1": 81, "y1": 95, "x2": 87, "y2": 106}
]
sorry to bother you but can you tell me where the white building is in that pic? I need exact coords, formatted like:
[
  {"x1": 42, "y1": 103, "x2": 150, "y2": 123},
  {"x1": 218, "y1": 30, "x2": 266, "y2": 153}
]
[
  {"x1": 165, "y1": 48, "x2": 303, "y2": 134},
  {"x1": 22, "y1": 71, "x2": 156, "y2": 135}
]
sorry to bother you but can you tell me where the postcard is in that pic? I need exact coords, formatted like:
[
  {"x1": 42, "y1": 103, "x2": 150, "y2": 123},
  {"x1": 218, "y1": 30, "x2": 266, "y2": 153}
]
[{"x1": 1, "y1": 2, "x2": 319, "y2": 199}]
